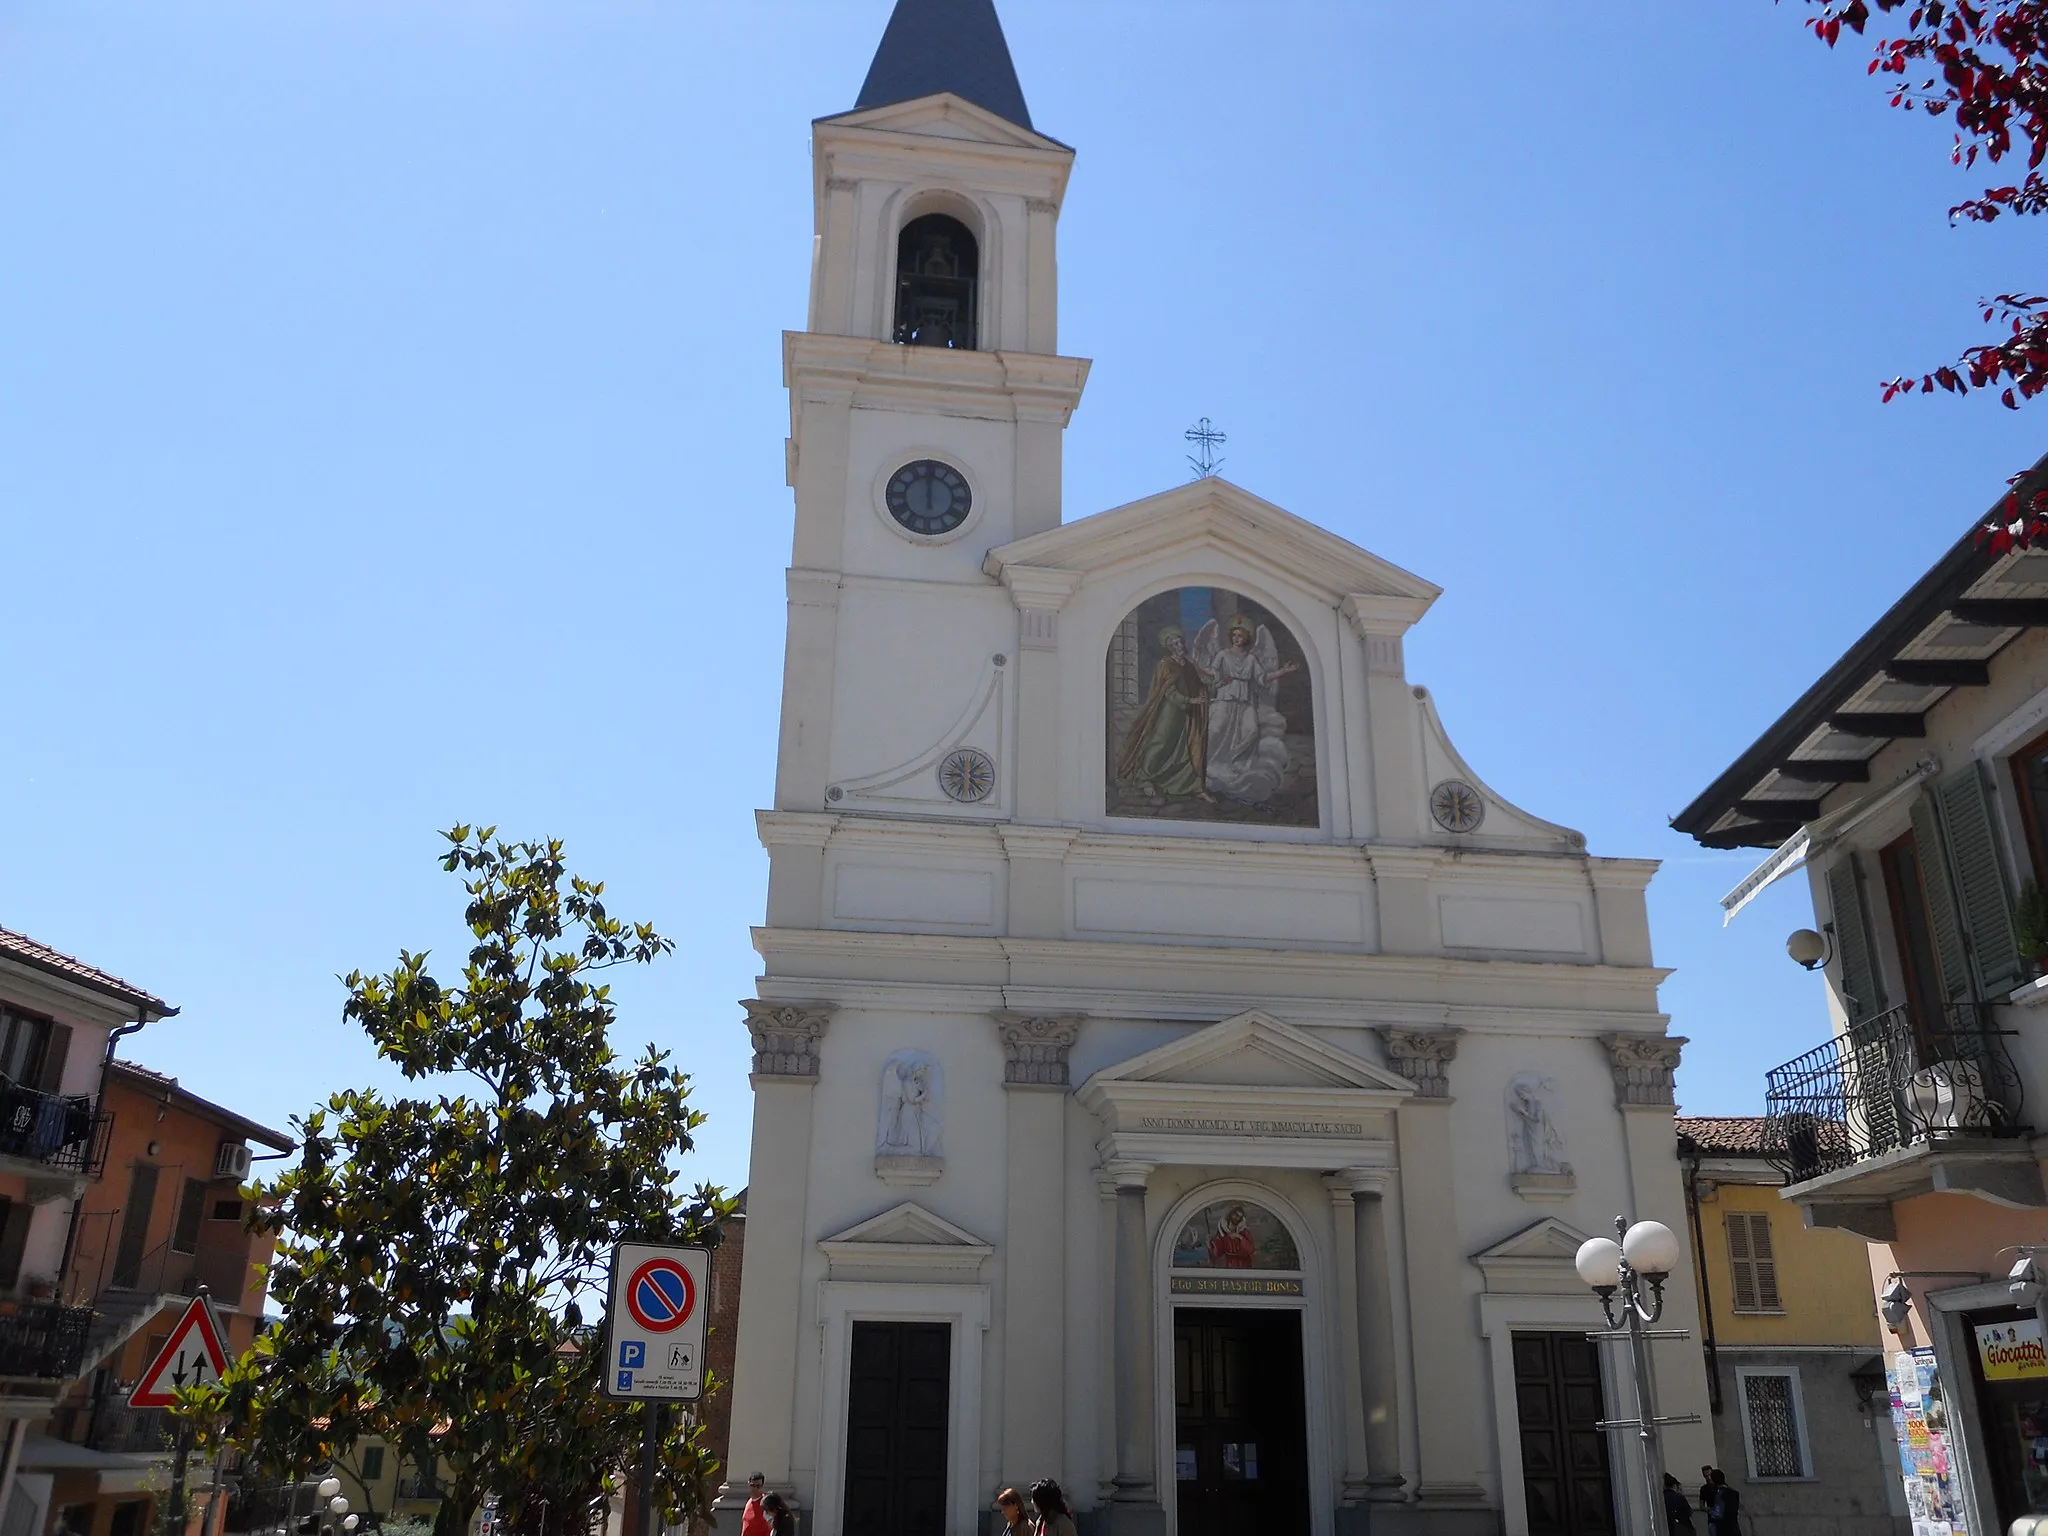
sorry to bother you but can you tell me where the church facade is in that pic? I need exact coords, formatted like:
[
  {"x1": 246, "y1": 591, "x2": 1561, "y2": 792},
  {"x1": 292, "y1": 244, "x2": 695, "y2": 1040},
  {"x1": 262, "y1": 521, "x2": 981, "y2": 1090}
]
[{"x1": 719, "y1": 6, "x2": 1714, "y2": 1536}]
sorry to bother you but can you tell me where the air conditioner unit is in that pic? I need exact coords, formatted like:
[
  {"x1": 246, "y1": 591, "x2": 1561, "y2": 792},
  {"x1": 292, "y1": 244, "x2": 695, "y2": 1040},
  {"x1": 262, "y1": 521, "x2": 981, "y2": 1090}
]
[{"x1": 214, "y1": 1142, "x2": 253, "y2": 1181}]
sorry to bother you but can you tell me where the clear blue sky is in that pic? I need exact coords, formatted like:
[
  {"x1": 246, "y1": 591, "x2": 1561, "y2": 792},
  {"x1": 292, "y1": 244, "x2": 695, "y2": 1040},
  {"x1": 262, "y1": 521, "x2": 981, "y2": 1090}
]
[{"x1": 4, "y1": 1, "x2": 2041, "y2": 1190}]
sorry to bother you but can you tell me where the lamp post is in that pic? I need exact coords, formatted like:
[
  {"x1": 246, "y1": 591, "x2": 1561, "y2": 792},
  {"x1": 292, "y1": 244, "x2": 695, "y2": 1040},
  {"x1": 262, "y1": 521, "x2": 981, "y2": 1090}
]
[{"x1": 1576, "y1": 1216, "x2": 1698, "y2": 1536}]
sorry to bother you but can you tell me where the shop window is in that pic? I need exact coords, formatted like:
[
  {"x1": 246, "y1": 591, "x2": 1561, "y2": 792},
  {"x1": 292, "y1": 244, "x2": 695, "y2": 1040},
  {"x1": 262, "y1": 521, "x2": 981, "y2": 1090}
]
[
  {"x1": 1737, "y1": 1369, "x2": 1809, "y2": 1479},
  {"x1": 1725, "y1": 1211, "x2": 1782, "y2": 1313}
]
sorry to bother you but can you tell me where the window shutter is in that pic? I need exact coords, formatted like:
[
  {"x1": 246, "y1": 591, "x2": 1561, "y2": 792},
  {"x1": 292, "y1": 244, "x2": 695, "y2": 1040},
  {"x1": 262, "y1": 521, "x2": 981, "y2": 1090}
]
[
  {"x1": 1748, "y1": 1212, "x2": 1782, "y2": 1310},
  {"x1": 1828, "y1": 856, "x2": 1883, "y2": 1023},
  {"x1": 1912, "y1": 793, "x2": 1974, "y2": 1003},
  {"x1": 36, "y1": 1023, "x2": 70, "y2": 1094},
  {"x1": 1936, "y1": 764, "x2": 2024, "y2": 996},
  {"x1": 0, "y1": 1199, "x2": 32, "y2": 1290},
  {"x1": 1725, "y1": 1213, "x2": 1760, "y2": 1312}
]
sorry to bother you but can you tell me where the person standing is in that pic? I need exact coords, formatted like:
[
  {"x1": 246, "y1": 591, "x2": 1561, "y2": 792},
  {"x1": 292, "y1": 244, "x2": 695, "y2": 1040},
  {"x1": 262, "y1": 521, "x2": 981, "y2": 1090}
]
[
  {"x1": 761, "y1": 1493, "x2": 795, "y2": 1536},
  {"x1": 995, "y1": 1490, "x2": 1030, "y2": 1536},
  {"x1": 1706, "y1": 1468, "x2": 1742, "y2": 1536},
  {"x1": 742, "y1": 1475, "x2": 769, "y2": 1536},
  {"x1": 1697, "y1": 1467, "x2": 1716, "y2": 1515},
  {"x1": 1662, "y1": 1473, "x2": 1695, "y2": 1536},
  {"x1": 1029, "y1": 1481, "x2": 1077, "y2": 1536}
]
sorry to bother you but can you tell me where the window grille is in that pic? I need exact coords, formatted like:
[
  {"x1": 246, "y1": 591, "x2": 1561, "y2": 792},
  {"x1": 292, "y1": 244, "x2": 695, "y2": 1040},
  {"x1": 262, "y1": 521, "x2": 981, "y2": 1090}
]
[
  {"x1": 1725, "y1": 1210, "x2": 1781, "y2": 1312},
  {"x1": 1741, "y1": 1372, "x2": 1806, "y2": 1478}
]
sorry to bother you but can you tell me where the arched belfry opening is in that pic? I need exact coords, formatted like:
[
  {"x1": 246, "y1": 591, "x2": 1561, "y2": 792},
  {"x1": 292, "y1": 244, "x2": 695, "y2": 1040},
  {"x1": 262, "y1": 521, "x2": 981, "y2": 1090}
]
[{"x1": 893, "y1": 213, "x2": 978, "y2": 350}]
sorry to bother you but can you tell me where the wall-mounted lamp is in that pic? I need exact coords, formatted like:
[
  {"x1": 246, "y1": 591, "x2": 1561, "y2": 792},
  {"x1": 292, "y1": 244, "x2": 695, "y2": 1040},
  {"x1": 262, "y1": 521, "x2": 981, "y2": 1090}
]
[
  {"x1": 1787, "y1": 926, "x2": 1835, "y2": 971},
  {"x1": 2012, "y1": 1255, "x2": 2044, "y2": 1307}
]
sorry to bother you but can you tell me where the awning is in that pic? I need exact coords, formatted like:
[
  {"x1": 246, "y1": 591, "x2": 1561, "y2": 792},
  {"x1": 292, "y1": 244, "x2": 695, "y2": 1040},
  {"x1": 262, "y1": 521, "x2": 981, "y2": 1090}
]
[{"x1": 1719, "y1": 756, "x2": 1940, "y2": 924}]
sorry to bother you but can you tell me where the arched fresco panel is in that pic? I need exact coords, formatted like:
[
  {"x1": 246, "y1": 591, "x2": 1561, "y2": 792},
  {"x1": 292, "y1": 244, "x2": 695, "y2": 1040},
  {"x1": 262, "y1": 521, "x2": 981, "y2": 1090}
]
[{"x1": 1104, "y1": 588, "x2": 1317, "y2": 826}]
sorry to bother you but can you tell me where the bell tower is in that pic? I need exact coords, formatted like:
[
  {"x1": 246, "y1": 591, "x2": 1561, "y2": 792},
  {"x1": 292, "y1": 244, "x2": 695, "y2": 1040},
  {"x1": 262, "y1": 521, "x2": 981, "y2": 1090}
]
[{"x1": 774, "y1": 0, "x2": 1091, "y2": 815}]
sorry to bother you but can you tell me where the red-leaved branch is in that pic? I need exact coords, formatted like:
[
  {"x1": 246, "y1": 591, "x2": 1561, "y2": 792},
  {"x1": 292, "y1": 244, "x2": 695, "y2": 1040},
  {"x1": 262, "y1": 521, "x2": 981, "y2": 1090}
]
[{"x1": 1803, "y1": 0, "x2": 2048, "y2": 544}]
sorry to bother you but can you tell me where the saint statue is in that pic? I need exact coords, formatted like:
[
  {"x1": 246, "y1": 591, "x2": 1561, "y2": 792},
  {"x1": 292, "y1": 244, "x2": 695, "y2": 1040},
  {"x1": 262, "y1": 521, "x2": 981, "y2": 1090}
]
[
  {"x1": 878, "y1": 1052, "x2": 941, "y2": 1157},
  {"x1": 1506, "y1": 1072, "x2": 1571, "y2": 1175}
]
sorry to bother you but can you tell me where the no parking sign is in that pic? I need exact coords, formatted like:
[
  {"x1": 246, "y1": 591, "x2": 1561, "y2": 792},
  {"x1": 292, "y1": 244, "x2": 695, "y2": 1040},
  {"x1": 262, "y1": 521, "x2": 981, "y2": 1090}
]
[{"x1": 602, "y1": 1242, "x2": 710, "y2": 1401}]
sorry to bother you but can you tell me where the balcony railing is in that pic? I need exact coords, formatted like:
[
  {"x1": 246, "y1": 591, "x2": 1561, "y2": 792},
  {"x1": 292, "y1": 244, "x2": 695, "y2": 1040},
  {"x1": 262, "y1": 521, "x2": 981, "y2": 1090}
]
[
  {"x1": 85, "y1": 1404, "x2": 177, "y2": 1454},
  {"x1": 0, "y1": 1300, "x2": 95, "y2": 1379},
  {"x1": 1764, "y1": 1001, "x2": 2028, "y2": 1183},
  {"x1": 396, "y1": 1475, "x2": 443, "y2": 1500},
  {"x1": 0, "y1": 1083, "x2": 108, "y2": 1178}
]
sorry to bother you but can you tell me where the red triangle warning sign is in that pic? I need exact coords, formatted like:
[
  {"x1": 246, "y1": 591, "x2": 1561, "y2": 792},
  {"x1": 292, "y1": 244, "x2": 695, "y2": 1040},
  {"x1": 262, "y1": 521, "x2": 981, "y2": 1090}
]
[{"x1": 129, "y1": 1294, "x2": 231, "y2": 1409}]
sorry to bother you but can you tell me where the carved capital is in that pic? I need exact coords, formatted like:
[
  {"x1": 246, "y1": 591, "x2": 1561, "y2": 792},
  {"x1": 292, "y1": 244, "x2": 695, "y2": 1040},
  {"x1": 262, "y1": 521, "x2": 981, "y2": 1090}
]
[
  {"x1": 1601, "y1": 1032, "x2": 1685, "y2": 1108},
  {"x1": 1025, "y1": 197, "x2": 1060, "y2": 216},
  {"x1": 1100, "y1": 1159, "x2": 1154, "y2": 1193},
  {"x1": 1377, "y1": 1027, "x2": 1460, "y2": 1099},
  {"x1": 742, "y1": 1000, "x2": 834, "y2": 1079},
  {"x1": 992, "y1": 1011, "x2": 1083, "y2": 1088}
]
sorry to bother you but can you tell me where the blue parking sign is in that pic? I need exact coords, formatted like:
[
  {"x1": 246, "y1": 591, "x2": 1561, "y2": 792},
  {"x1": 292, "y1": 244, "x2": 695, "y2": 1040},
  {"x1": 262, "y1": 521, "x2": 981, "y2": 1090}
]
[
  {"x1": 619, "y1": 1341, "x2": 645, "y2": 1369},
  {"x1": 617, "y1": 1370, "x2": 634, "y2": 1391}
]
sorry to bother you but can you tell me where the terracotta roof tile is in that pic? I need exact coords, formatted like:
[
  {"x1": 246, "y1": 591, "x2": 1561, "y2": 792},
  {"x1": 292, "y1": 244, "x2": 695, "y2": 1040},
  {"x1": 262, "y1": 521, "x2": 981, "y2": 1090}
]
[
  {"x1": 0, "y1": 927, "x2": 175, "y2": 1018},
  {"x1": 1676, "y1": 1113, "x2": 1849, "y2": 1158}
]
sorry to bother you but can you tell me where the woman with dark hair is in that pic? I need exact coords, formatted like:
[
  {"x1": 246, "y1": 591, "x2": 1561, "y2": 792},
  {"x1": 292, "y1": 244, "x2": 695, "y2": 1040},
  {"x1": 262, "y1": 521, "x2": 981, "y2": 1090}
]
[
  {"x1": 761, "y1": 1493, "x2": 796, "y2": 1536},
  {"x1": 1028, "y1": 1481, "x2": 1076, "y2": 1536},
  {"x1": 1662, "y1": 1473, "x2": 1695, "y2": 1536}
]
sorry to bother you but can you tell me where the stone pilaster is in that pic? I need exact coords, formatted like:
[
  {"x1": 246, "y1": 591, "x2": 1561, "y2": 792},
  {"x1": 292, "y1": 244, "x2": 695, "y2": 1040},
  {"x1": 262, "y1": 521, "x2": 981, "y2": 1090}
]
[
  {"x1": 1101, "y1": 1160, "x2": 1165, "y2": 1536},
  {"x1": 742, "y1": 1000, "x2": 834, "y2": 1081},
  {"x1": 1378, "y1": 1028, "x2": 1459, "y2": 1099},
  {"x1": 992, "y1": 1011, "x2": 1083, "y2": 1088},
  {"x1": 1600, "y1": 1032, "x2": 1685, "y2": 1108}
]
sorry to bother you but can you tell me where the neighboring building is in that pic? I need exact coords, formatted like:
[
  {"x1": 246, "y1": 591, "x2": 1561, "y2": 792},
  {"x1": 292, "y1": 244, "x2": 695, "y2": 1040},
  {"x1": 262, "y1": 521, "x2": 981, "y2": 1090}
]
[
  {"x1": 696, "y1": 1196, "x2": 744, "y2": 1498},
  {"x1": 1676, "y1": 457, "x2": 2048, "y2": 1536},
  {"x1": 1676, "y1": 1117, "x2": 1908, "y2": 1536},
  {"x1": 0, "y1": 929, "x2": 177, "y2": 1536},
  {"x1": 722, "y1": 7, "x2": 1711, "y2": 1536},
  {"x1": 38, "y1": 1061, "x2": 293, "y2": 1536}
]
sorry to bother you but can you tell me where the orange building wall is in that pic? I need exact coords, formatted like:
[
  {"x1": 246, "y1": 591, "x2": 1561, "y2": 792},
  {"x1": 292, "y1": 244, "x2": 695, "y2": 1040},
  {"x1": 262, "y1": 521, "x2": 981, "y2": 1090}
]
[{"x1": 1861, "y1": 1184, "x2": 2048, "y2": 1349}]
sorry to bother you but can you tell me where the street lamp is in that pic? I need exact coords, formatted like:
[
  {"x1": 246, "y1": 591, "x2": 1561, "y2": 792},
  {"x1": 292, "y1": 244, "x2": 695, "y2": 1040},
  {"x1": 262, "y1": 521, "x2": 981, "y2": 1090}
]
[
  {"x1": 1576, "y1": 1216, "x2": 1697, "y2": 1536},
  {"x1": 318, "y1": 1480, "x2": 342, "y2": 1502}
]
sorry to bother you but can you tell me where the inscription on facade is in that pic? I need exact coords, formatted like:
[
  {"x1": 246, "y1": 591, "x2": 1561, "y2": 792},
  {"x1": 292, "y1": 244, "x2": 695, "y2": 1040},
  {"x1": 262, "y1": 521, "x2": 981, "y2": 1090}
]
[
  {"x1": 1170, "y1": 1276, "x2": 1305, "y2": 1296},
  {"x1": 1136, "y1": 1116, "x2": 1363, "y2": 1136}
]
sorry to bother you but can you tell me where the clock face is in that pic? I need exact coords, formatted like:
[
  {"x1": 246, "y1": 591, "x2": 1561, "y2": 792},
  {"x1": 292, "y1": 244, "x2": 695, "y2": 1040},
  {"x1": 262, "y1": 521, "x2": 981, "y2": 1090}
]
[{"x1": 886, "y1": 459, "x2": 972, "y2": 536}]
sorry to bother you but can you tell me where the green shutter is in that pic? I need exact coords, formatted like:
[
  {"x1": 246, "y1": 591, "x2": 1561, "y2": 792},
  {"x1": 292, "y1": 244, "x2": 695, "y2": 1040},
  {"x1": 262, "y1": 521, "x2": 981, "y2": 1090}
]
[
  {"x1": 1828, "y1": 856, "x2": 1883, "y2": 1023},
  {"x1": 1912, "y1": 793, "x2": 1974, "y2": 1003},
  {"x1": 1936, "y1": 764, "x2": 2025, "y2": 997}
]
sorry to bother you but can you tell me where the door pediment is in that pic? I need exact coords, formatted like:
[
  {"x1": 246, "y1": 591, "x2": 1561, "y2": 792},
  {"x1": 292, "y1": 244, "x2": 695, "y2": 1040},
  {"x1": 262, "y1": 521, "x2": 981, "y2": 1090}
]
[
  {"x1": 819, "y1": 1201, "x2": 994, "y2": 1282},
  {"x1": 1077, "y1": 1010, "x2": 1408, "y2": 1170},
  {"x1": 1471, "y1": 1217, "x2": 1601, "y2": 1296}
]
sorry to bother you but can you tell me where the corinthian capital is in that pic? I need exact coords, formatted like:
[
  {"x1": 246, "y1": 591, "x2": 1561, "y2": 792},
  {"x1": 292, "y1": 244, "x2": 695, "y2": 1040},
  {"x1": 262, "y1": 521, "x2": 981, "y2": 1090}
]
[
  {"x1": 991, "y1": 1011, "x2": 1083, "y2": 1088},
  {"x1": 1601, "y1": 1033, "x2": 1685, "y2": 1108},
  {"x1": 741, "y1": 1000, "x2": 834, "y2": 1080},
  {"x1": 1376, "y1": 1027, "x2": 1461, "y2": 1100}
]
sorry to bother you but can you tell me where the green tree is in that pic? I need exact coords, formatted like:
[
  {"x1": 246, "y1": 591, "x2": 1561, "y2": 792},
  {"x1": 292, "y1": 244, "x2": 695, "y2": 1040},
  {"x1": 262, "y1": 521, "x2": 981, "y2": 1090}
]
[{"x1": 189, "y1": 828, "x2": 729, "y2": 1536}]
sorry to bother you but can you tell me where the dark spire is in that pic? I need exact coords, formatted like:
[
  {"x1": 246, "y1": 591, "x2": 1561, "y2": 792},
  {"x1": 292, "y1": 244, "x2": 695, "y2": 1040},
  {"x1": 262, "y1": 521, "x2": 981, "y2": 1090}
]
[{"x1": 854, "y1": 0, "x2": 1033, "y2": 131}]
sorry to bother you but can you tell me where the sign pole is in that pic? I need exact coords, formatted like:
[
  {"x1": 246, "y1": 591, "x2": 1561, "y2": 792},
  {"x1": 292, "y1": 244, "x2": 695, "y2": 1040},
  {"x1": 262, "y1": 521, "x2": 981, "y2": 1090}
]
[
  {"x1": 169, "y1": 1416, "x2": 193, "y2": 1530},
  {"x1": 635, "y1": 1403, "x2": 663, "y2": 1536}
]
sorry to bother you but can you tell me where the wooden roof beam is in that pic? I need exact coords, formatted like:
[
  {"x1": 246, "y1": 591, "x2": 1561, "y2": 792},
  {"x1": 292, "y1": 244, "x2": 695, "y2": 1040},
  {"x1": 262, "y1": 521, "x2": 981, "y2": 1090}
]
[
  {"x1": 1776, "y1": 759, "x2": 1872, "y2": 784},
  {"x1": 1735, "y1": 797, "x2": 1824, "y2": 824},
  {"x1": 1950, "y1": 598, "x2": 2048, "y2": 627},
  {"x1": 1883, "y1": 659, "x2": 1989, "y2": 687},
  {"x1": 1825, "y1": 712, "x2": 1926, "y2": 738}
]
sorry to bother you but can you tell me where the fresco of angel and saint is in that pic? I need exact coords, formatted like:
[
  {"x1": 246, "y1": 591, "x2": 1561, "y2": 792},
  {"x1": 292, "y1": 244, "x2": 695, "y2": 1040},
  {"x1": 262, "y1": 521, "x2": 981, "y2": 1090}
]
[{"x1": 1105, "y1": 588, "x2": 1317, "y2": 826}]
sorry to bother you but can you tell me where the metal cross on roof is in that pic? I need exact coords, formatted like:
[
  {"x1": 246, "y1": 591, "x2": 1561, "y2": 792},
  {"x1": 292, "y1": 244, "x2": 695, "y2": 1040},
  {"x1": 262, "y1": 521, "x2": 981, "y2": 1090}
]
[{"x1": 1185, "y1": 418, "x2": 1227, "y2": 479}]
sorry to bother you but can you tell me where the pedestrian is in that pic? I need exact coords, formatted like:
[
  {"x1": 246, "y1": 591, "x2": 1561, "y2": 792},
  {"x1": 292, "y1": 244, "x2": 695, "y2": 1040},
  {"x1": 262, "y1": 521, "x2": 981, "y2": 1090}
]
[
  {"x1": 1697, "y1": 1466, "x2": 1715, "y2": 1514},
  {"x1": 995, "y1": 1490, "x2": 1030, "y2": 1536},
  {"x1": 742, "y1": 1474, "x2": 769, "y2": 1536},
  {"x1": 762, "y1": 1493, "x2": 796, "y2": 1536},
  {"x1": 1663, "y1": 1474, "x2": 1695, "y2": 1536},
  {"x1": 1707, "y1": 1468, "x2": 1742, "y2": 1536},
  {"x1": 1029, "y1": 1480, "x2": 1077, "y2": 1536}
]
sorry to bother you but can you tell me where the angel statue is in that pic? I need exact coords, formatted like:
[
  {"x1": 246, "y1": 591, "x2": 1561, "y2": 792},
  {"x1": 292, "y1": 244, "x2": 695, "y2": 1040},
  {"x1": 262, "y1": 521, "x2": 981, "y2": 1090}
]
[
  {"x1": 877, "y1": 1050, "x2": 942, "y2": 1158},
  {"x1": 1191, "y1": 613, "x2": 1300, "y2": 804}
]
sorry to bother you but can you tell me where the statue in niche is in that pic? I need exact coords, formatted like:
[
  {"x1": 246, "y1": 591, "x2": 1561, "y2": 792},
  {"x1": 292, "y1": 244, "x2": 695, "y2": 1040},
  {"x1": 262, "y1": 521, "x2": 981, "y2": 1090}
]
[
  {"x1": 877, "y1": 1050, "x2": 942, "y2": 1159},
  {"x1": 1506, "y1": 1071, "x2": 1571, "y2": 1176}
]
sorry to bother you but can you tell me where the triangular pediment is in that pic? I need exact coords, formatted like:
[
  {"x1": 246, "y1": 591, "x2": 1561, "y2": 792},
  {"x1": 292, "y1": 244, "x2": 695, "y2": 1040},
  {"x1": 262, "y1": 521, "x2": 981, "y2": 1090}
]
[
  {"x1": 818, "y1": 93, "x2": 1069, "y2": 153},
  {"x1": 1472, "y1": 1217, "x2": 1602, "y2": 1296},
  {"x1": 984, "y1": 479, "x2": 1441, "y2": 616},
  {"x1": 1086, "y1": 1010, "x2": 1416, "y2": 1095},
  {"x1": 819, "y1": 1202, "x2": 993, "y2": 1283},
  {"x1": 822, "y1": 1201, "x2": 989, "y2": 1249}
]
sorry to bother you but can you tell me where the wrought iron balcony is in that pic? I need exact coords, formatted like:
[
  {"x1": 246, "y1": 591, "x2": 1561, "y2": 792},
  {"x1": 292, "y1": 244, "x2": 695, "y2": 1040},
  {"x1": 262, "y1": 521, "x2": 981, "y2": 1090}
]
[
  {"x1": 0, "y1": 1300, "x2": 95, "y2": 1379},
  {"x1": 0, "y1": 1083, "x2": 108, "y2": 1179},
  {"x1": 396, "y1": 1474, "x2": 443, "y2": 1500},
  {"x1": 1764, "y1": 1001, "x2": 2027, "y2": 1184}
]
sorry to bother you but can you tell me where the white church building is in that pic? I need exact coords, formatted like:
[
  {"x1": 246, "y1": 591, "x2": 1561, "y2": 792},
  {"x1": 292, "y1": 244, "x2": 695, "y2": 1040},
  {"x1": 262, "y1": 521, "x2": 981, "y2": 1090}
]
[{"x1": 719, "y1": 5, "x2": 1715, "y2": 1536}]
